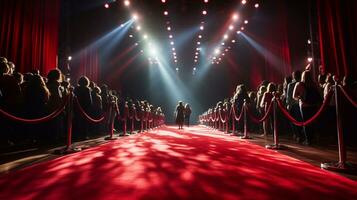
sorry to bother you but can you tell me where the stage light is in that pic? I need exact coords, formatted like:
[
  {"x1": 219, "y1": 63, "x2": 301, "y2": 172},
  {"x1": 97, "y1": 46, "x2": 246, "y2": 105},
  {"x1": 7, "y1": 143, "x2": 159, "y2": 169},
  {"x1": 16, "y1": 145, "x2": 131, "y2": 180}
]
[
  {"x1": 196, "y1": 47, "x2": 201, "y2": 51},
  {"x1": 195, "y1": 55, "x2": 198, "y2": 59},
  {"x1": 213, "y1": 56, "x2": 216, "y2": 59},
  {"x1": 194, "y1": 60, "x2": 198, "y2": 62},
  {"x1": 218, "y1": 57, "x2": 222, "y2": 61},
  {"x1": 140, "y1": 50, "x2": 144, "y2": 53},
  {"x1": 167, "y1": 26, "x2": 171, "y2": 31},
  {"x1": 68, "y1": 56, "x2": 72, "y2": 61},
  {"x1": 143, "y1": 34, "x2": 148, "y2": 39},
  {"x1": 202, "y1": 10, "x2": 207, "y2": 15},
  {"x1": 132, "y1": 13, "x2": 138, "y2": 20},
  {"x1": 195, "y1": 52, "x2": 199, "y2": 55},
  {"x1": 241, "y1": 27, "x2": 245, "y2": 30},
  {"x1": 255, "y1": 3, "x2": 259, "y2": 8},
  {"x1": 237, "y1": 31, "x2": 241, "y2": 34},
  {"x1": 104, "y1": 3, "x2": 109, "y2": 8},
  {"x1": 172, "y1": 47, "x2": 175, "y2": 51},
  {"x1": 197, "y1": 41, "x2": 201, "y2": 45},
  {"x1": 200, "y1": 25, "x2": 204, "y2": 30},
  {"x1": 223, "y1": 34, "x2": 228, "y2": 40},
  {"x1": 170, "y1": 41, "x2": 174, "y2": 45},
  {"x1": 164, "y1": 11, "x2": 168, "y2": 15},
  {"x1": 173, "y1": 52, "x2": 176, "y2": 55},
  {"x1": 198, "y1": 35, "x2": 202, "y2": 38},
  {"x1": 135, "y1": 42, "x2": 138, "y2": 46},
  {"x1": 307, "y1": 39, "x2": 311, "y2": 44},
  {"x1": 136, "y1": 26, "x2": 141, "y2": 31},
  {"x1": 232, "y1": 13, "x2": 239, "y2": 21},
  {"x1": 222, "y1": 53, "x2": 225, "y2": 56},
  {"x1": 193, "y1": 67, "x2": 197, "y2": 70},
  {"x1": 174, "y1": 60, "x2": 178, "y2": 63},
  {"x1": 242, "y1": 0, "x2": 247, "y2": 5},
  {"x1": 129, "y1": 34, "x2": 133, "y2": 38},
  {"x1": 225, "y1": 48, "x2": 229, "y2": 52},
  {"x1": 124, "y1": 0, "x2": 130, "y2": 7},
  {"x1": 176, "y1": 67, "x2": 179, "y2": 71},
  {"x1": 214, "y1": 48, "x2": 220, "y2": 55},
  {"x1": 307, "y1": 57, "x2": 313, "y2": 62},
  {"x1": 244, "y1": 20, "x2": 249, "y2": 24},
  {"x1": 229, "y1": 25, "x2": 234, "y2": 30},
  {"x1": 162, "y1": 0, "x2": 166, "y2": 3},
  {"x1": 204, "y1": 0, "x2": 209, "y2": 3},
  {"x1": 221, "y1": 42, "x2": 225, "y2": 45},
  {"x1": 169, "y1": 35, "x2": 173, "y2": 38}
]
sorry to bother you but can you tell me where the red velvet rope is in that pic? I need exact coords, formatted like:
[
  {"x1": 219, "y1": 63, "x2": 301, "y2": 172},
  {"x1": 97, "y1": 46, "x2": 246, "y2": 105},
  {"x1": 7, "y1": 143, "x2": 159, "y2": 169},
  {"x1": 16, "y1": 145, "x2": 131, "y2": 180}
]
[
  {"x1": 134, "y1": 109, "x2": 141, "y2": 121},
  {"x1": 75, "y1": 97, "x2": 105, "y2": 123},
  {"x1": 219, "y1": 109, "x2": 228, "y2": 123},
  {"x1": 246, "y1": 100, "x2": 273, "y2": 123},
  {"x1": 0, "y1": 94, "x2": 69, "y2": 124},
  {"x1": 231, "y1": 106, "x2": 244, "y2": 122},
  {"x1": 338, "y1": 85, "x2": 357, "y2": 108},
  {"x1": 276, "y1": 91, "x2": 333, "y2": 126}
]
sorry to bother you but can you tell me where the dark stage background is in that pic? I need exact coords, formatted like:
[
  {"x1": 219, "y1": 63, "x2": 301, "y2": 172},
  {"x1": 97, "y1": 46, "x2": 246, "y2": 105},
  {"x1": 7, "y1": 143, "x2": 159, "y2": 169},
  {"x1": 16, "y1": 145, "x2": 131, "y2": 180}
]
[{"x1": 1, "y1": 0, "x2": 357, "y2": 123}]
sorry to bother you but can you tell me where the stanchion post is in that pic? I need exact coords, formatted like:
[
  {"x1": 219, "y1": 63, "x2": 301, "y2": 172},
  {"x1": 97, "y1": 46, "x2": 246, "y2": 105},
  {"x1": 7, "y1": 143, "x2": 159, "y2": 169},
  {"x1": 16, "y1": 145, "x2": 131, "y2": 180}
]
[
  {"x1": 321, "y1": 79, "x2": 356, "y2": 172},
  {"x1": 105, "y1": 103, "x2": 117, "y2": 140},
  {"x1": 232, "y1": 107, "x2": 236, "y2": 135},
  {"x1": 226, "y1": 110, "x2": 229, "y2": 134},
  {"x1": 240, "y1": 100, "x2": 252, "y2": 139},
  {"x1": 266, "y1": 97, "x2": 283, "y2": 149}
]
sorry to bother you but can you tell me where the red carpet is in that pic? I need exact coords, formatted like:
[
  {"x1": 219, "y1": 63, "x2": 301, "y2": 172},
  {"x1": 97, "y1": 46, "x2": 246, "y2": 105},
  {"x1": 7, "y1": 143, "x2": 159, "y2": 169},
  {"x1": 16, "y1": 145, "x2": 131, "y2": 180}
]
[{"x1": 0, "y1": 126, "x2": 356, "y2": 200}]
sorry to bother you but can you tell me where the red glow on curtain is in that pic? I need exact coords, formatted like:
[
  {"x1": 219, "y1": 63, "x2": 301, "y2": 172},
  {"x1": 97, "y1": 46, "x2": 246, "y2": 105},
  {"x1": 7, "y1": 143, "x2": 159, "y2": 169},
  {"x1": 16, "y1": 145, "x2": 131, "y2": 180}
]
[
  {"x1": 0, "y1": 0, "x2": 60, "y2": 75},
  {"x1": 317, "y1": 0, "x2": 357, "y2": 78},
  {"x1": 73, "y1": 47, "x2": 101, "y2": 83}
]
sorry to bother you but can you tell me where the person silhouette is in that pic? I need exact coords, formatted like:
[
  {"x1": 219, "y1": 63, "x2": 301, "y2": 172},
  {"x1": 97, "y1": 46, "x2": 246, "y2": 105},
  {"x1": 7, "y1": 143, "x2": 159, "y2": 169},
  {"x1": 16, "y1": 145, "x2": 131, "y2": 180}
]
[
  {"x1": 184, "y1": 103, "x2": 192, "y2": 127},
  {"x1": 175, "y1": 101, "x2": 185, "y2": 129}
]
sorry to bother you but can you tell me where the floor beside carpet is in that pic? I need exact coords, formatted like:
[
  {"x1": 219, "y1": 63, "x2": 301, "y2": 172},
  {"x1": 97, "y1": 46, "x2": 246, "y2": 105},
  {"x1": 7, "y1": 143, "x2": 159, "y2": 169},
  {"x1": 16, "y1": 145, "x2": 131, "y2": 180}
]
[{"x1": 0, "y1": 126, "x2": 356, "y2": 200}]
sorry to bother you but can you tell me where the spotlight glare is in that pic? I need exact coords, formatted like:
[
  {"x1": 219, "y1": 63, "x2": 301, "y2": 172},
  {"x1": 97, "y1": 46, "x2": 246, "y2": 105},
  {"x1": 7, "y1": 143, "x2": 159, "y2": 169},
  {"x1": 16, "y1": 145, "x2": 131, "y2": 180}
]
[
  {"x1": 242, "y1": 0, "x2": 247, "y2": 5},
  {"x1": 176, "y1": 67, "x2": 179, "y2": 71},
  {"x1": 172, "y1": 47, "x2": 175, "y2": 51},
  {"x1": 136, "y1": 26, "x2": 141, "y2": 31},
  {"x1": 204, "y1": 0, "x2": 209, "y2": 3},
  {"x1": 170, "y1": 41, "x2": 174, "y2": 45},
  {"x1": 174, "y1": 60, "x2": 178, "y2": 63},
  {"x1": 229, "y1": 25, "x2": 234, "y2": 30},
  {"x1": 68, "y1": 56, "x2": 72, "y2": 61},
  {"x1": 161, "y1": 0, "x2": 166, "y2": 3},
  {"x1": 167, "y1": 26, "x2": 171, "y2": 31},
  {"x1": 104, "y1": 3, "x2": 109, "y2": 8},
  {"x1": 223, "y1": 34, "x2": 228, "y2": 40},
  {"x1": 200, "y1": 25, "x2": 204, "y2": 30},
  {"x1": 132, "y1": 13, "x2": 138, "y2": 20},
  {"x1": 221, "y1": 42, "x2": 225, "y2": 45},
  {"x1": 307, "y1": 57, "x2": 313, "y2": 63},
  {"x1": 129, "y1": 34, "x2": 133, "y2": 38},
  {"x1": 232, "y1": 39, "x2": 236, "y2": 43},
  {"x1": 244, "y1": 20, "x2": 249, "y2": 24},
  {"x1": 197, "y1": 41, "x2": 201, "y2": 45},
  {"x1": 198, "y1": 35, "x2": 202, "y2": 39},
  {"x1": 164, "y1": 11, "x2": 168, "y2": 15},
  {"x1": 232, "y1": 13, "x2": 239, "y2": 21},
  {"x1": 214, "y1": 48, "x2": 220, "y2": 55},
  {"x1": 202, "y1": 10, "x2": 207, "y2": 15},
  {"x1": 193, "y1": 67, "x2": 197, "y2": 70},
  {"x1": 169, "y1": 34, "x2": 173, "y2": 38},
  {"x1": 124, "y1": 0, "x2": 130, "y2": 7},
  {"x1": 143, "y1": 34, "x2": 148, "y2": 39},
  {"x1": 237, "y1": 31, "x2": 241, "y2": 34},
  {"x1": 307, "y1": 39, "x2": 311, "y2": 44},
  {"x1": 255, "y1": 3, "x2": 259, "y2": 8},
  {"x1": 241, "y1": 27, "x2": 245, "y2": 30}
]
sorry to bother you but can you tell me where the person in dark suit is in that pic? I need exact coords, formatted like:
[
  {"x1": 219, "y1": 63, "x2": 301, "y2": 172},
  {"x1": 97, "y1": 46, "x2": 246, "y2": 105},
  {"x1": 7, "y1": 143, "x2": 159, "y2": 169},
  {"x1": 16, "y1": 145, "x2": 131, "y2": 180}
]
[
  {"x1": 184, "y1": 103, "x2": 192, "y2": 127},
  {"x1": 175, "y1": 101, "x2": 185, "y2": 129}
]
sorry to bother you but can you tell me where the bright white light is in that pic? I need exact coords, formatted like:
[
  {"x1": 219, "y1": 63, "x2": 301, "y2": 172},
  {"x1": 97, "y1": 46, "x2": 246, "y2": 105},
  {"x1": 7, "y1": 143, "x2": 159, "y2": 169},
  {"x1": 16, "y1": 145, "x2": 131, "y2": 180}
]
[
  {"x1": 232, "y1": 13, "x2": 239, "y2": 21},
  {"x1": 167, "y1": 26, "x2": 171, "y2": 31},
  {"x1": 136, "y1": 26, "x2": 141, "y2": 31},
  {"x1": 173, "y1": 52, "x2": 176, "y2": 55},
  {"x1": 307, "y1": 57, "x2": 313, "y2": 62},
  {"x1": 241, "y1": 27, "x2": 245, "y2": 30},
  {"x1": 200, "y1": 25, "x2": 204, "y2": 30},
  {"x1": 124, "y1": 0, "x2": 130, "y2": 7},
  {"x1": 229, "y1": 25, "x2": 234, "y2": 30},
  {"x1": 231, "y1": 40, "x2": 236, "y2": 43},
  {"x1": 218, "y1": 58, "x2": 222, "y2": 61},
  {"x1": 143, "y1": 34, "x2": 148, "y2": 39},
  {"x1": 255, "y1": 3, "x2": 259, "y2": 8},
  {"x1": 221, "y1": 42, "x2": 225, "y2": 46},
  {"x1": 244, "y1": 20, "x2": 249, "y2": 24},
  {"x1": 213, "y1": 56, "x2": 216, "y2": 59},
  {"x1": 135, "y1": 43, "x2": 138, "y2": 46},
  {"x1": 196, "y1": 47, "x2": 201, "y2": 51},
  {"x1": 193, "y1": 67, "x2": 197, "y2": 70},
  {"x1": 176, "y1": 67, "x2": 179, "y2": 71},
  {"x1": 242, "y1": 0, "x2": 247, "y2": 5},
  {"x1": 202, "y1": 10, "x2": 207, "y2": 15},
  {"x1": 162, "y1": 0, "x2": 166, "y2": 3},
  {"x1": 150, "y1": 46, "x2": 158, "y2": 56},
  {"x1": 129, "y1": 34, "x2": 133, "y2": 38},
  {"x1": 132, "y1": 13, "x2": 138, "y2": 20},
  {"x1": 68, "y1": 56, "x2": 72, "y2": 61},
  {"x1": 164, "y1": 11, "x2": 168, "y2": 15},
  {"x1": 204, "y1": 0, "x2": 209, "y2": 3},
  {"x1": 104, "y1": 3, "x2": 109, "y2": 8},
  {"x1": 195, "y1": 56, "x2": 198, "y2": 59},
  {"x1": 169, "y1": 35, "x2": 173, "y2": 38},
  {"x1": 225, "y1": 49, "x2": 229, "y2": 52},
  {"x1": 194, "y1": 60, "x2": 198, "y2": 62},
  {"x1": 170, "y1": 41, "x2": 174, "y2": 45},
  {"x1": 214, "y1": 48, "x2": 221, "y2": 55},
  {"x1": 223, "y1": 34, "x2": 228, "y2": 40},
  {"x1": 222, "y1": 53, "x2": 225, "y2": 56},
  {"x1": 197, "y1": 41, "x2": 201, "y2": 45},
  {"x1": 195, "y1": 52, "x2": 199, "y2": 55},
  {"x1": 307, "y1": 39, "x2": 311, "y2": 44},
  {"x1": 198, "y1": 35, "x2": 202, "y2": 39},
  {"x1": 174, "y1": 60, "x2": 178, "y2": 63},
  {"x1": 172, "y1": 47, "x2": 175, "y2": 51},
  {"x1": 237, "y1": 31, "x2": 241, "y2": 34}
]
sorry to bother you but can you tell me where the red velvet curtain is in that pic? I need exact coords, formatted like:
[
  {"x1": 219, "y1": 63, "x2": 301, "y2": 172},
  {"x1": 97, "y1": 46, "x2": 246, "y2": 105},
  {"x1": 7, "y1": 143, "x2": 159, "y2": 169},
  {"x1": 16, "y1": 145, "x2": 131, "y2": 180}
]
[
  {"x1": 317, "y1": 0, "x2": 357, "y2": 78},
  {"x1": 0, "y1": 0, "x2": 60, "y2": 75},
  {"x1": 72, "y1": 47, "x2": 101, "y2": 83}
]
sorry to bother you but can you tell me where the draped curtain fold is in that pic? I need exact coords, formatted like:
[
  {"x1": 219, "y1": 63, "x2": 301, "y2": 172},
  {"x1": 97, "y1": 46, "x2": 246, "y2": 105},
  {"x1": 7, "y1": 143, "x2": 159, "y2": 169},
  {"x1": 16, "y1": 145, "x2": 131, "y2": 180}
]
[
  {"x1": 72, "y1": 47, "x2": 100, "y2": 83},
  {"x1": 0, "y1": 0, "x2": 60, "y2": 75},
  {"x1": 317, "y1": 0, "x2": 357, "y2": 78}
]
